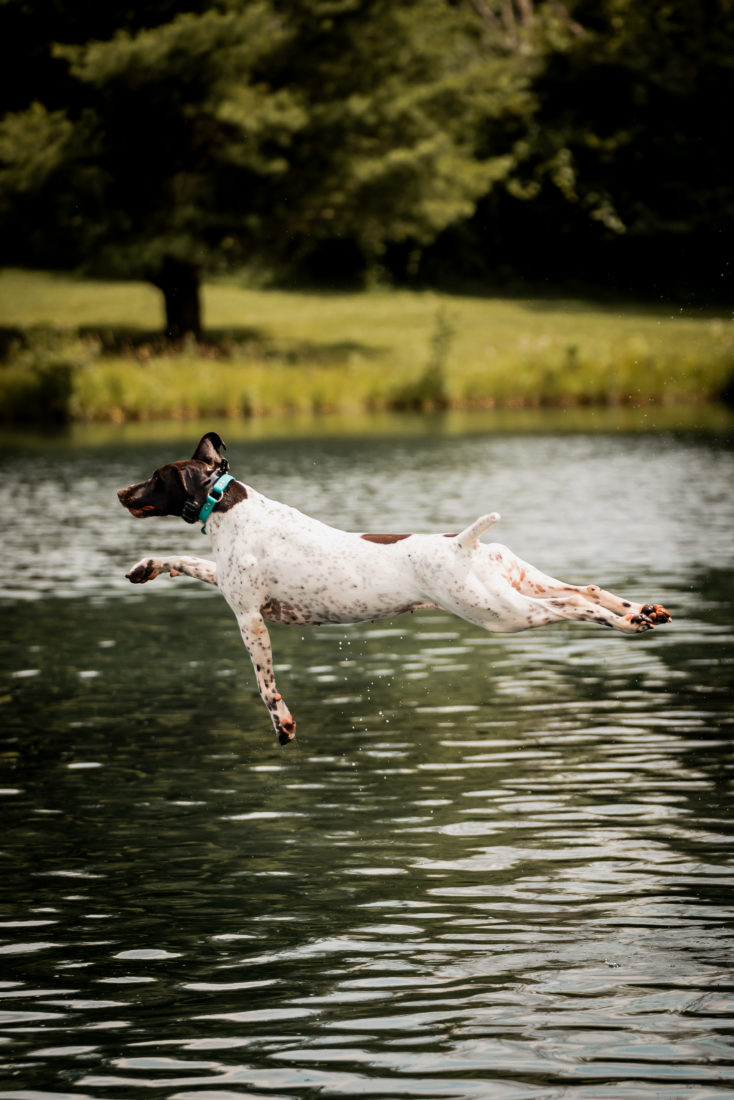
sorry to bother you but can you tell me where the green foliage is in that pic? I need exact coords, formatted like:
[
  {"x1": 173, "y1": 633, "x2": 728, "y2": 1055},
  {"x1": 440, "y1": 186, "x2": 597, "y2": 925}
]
[
  {"x1": 0, "y1": 103, "x2": 73, "y2": 192},
  {"x1": 488, "y1": 0, "x2": 734, "y2": 290},
  {"x1": 392, "y1": 308, "x2": 453, "y2": 410},
  {"x1": 1, "y1": 270, "x2": 732, "y2": 423},
  {"x1": 0, "y1": 327, "x2": 92, "y2": 424},
  {"x1": 0, "y1": 0, "x2": 731, "y2": 319},
  {"x1": 0, "y1": 0, "x2": 500, "y2": 290}
]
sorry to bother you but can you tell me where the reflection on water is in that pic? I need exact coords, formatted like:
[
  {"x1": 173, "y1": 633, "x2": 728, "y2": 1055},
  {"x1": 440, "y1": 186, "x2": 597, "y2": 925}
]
[{"x1": 1, "y1": 416, "x2": 733, "y2": 1099}]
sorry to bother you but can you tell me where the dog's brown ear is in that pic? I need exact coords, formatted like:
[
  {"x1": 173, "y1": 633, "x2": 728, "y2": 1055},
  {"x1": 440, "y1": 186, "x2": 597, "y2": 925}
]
[
  {"x1": 179, "y1": 462, "x2": 216, "y2": 520},
  {"x1": 192, "y1": 432, "x2": 227, "y2": 467}
]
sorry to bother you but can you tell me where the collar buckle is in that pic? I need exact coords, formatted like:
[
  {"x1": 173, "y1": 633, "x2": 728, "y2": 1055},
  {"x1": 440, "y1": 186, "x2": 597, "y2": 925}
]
[{"x1": 198, "y1": 472, "x2": 235, "y2": 533}]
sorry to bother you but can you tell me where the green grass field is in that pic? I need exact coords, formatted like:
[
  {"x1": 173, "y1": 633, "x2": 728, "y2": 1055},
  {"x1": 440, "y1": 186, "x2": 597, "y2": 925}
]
[{"x1": 1, "y1": 268, "x2": 732, "y2": 423}]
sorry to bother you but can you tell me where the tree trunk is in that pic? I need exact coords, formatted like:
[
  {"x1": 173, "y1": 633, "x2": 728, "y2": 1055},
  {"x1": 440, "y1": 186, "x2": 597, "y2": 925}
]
[{"x1": 154, "y1": 256, "x2": 202, "y2": 342}]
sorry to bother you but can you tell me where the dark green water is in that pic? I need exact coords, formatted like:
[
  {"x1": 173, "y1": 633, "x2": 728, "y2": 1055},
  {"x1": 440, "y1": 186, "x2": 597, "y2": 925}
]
[{"x1": 1, "y1": 416, "x2": 733, "y2": 1099}]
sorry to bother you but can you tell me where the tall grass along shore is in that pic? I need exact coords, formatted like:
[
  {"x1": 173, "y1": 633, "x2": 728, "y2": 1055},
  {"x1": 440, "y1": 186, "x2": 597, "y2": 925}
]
[{"x1": 1, "y1": 268, "x2": 732, "y2": 424}]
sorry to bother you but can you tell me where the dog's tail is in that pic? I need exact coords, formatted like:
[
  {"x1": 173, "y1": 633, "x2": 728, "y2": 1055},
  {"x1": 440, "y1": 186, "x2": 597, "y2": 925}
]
[{"x1": 454, "y1": 512, "x2": 500, "y2": 551}]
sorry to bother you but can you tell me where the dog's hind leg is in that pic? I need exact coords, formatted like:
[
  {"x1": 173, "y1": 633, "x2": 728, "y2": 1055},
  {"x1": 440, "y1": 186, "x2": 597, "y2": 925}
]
[
  {"x1": 235, "y1": 610, "x2": 296, "y2": 745},
  {"x1": 445, "y1": 574, "x2": 662, "y2": 635},
  {"x1": 126, "y1": 556, "x2": 218, "y2": 586},
  {"x1": 474, "y1": 544, "x2": 670, "y2": 630}
]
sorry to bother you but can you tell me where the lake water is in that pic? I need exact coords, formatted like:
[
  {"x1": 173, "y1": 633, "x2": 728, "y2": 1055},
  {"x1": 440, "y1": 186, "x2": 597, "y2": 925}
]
[{"x1": 1, "y1": 411, "x2": 733, "y2": 1100}]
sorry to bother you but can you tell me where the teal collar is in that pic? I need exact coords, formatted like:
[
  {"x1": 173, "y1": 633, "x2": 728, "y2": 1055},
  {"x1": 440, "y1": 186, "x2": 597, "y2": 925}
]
[{"x1": 198, "y1": 472, "x2": 235, "y2": 533}]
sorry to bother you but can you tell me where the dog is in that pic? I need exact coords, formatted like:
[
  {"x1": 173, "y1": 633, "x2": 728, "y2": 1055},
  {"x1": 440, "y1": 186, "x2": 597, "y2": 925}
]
[{"x1": 118, "y1": 432, "x2": 671, "y2": 744}]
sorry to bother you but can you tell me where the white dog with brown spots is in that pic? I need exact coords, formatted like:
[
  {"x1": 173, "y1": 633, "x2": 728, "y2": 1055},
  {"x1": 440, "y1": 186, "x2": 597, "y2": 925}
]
[{"x1": 118, "y1": 433, "x2": 671, "y2": 744}]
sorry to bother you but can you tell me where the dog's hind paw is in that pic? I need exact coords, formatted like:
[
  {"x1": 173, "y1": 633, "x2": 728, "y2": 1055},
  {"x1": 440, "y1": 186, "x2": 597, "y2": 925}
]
[
  {"x1": 627, "y1": 612, "x2": 654, "y2": 631},
  {"x1": 640, "y1": 602, "x2": 671, "y2": 624},
  {"x1": 626, "y1": 601, "x2": 672, "y2": 631}
]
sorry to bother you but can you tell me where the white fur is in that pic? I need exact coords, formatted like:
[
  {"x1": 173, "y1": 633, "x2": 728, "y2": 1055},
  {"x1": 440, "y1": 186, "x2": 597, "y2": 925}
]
[{"x1": 126, "y1": 481, "x2": 670, "y2": 743}]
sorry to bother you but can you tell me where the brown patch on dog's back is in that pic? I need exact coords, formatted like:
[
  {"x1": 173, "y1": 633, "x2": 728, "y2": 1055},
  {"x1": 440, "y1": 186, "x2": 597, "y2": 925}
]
[{"x1": 361, "y1": 533, "x2": 412, "y2": 544}]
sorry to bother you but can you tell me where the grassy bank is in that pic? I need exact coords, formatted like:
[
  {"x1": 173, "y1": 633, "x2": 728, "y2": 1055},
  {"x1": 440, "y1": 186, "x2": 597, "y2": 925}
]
[{"x1": 1, "y1": 269, "x2": 732, "y2": 423}]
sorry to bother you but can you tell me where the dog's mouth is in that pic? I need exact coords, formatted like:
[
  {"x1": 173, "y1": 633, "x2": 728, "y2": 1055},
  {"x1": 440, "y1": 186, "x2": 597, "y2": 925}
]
[{"x1": 127, "y1": 504, "x2": 157, "y2": 517}]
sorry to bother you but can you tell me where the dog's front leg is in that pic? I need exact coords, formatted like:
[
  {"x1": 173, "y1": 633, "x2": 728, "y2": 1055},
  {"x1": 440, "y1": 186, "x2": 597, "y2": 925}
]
[
  {"x1": 236, "y1": 611, "x2": 296, "y2": 745},
  {"x1": 126, "y1": 556, "x2": 217, "y2": 586}
]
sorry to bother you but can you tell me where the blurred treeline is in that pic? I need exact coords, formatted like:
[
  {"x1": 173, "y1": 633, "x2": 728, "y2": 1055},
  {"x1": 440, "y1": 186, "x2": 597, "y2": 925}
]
[{"x1": 1, "y1": 0, "x2": 731, "y2": 340}]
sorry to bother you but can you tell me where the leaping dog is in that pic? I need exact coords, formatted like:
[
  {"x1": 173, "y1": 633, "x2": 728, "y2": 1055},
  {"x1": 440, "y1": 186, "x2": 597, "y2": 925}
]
[{"x1": 118, "y1": 432, "x2": 670, "y2": 744}]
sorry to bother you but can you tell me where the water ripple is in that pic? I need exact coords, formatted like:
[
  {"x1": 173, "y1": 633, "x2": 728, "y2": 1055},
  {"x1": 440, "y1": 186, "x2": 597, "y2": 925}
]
[{"x1": 1, "y1": 429, "x2": 733, "y2": 1098}]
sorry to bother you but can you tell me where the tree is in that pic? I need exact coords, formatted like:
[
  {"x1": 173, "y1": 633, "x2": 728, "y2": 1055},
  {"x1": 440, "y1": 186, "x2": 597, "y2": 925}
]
[
  {"x1": 0, "y1": 0, "x2": 503, "y2": 340},
  {"x1": 478, "y1": 0, "x2": 734, "y2": 297}
]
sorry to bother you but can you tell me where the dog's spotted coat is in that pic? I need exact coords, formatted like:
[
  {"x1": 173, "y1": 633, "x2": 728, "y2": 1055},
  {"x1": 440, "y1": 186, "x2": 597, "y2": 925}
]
[{"x1": 118, "y1": 433, "x2": 671, "y2": 744}]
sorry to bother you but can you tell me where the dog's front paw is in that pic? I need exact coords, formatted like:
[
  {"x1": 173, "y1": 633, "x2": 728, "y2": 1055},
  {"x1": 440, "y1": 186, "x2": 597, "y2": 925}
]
[
  {"x1": 126, "y1": 558, "x2": 161, "y2": 584},
  {"x1": 271, "y1": 703, "x2": 296, "y2": 745}
]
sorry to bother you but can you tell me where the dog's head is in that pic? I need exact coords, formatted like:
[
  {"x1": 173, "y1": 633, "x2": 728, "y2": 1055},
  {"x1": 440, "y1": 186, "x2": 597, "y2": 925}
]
[{"x1": 117, "y1": 432, "x2": 231, "y2": 521}]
